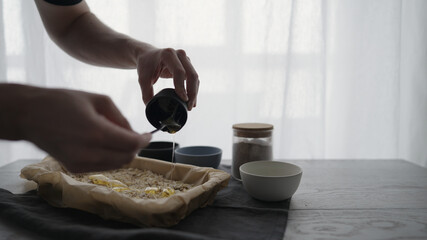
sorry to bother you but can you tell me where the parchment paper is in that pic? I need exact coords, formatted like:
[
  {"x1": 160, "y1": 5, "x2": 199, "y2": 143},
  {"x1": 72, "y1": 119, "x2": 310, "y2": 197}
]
[{"x1": 20, "y1": 156, "x2": 230, "y2": 227}]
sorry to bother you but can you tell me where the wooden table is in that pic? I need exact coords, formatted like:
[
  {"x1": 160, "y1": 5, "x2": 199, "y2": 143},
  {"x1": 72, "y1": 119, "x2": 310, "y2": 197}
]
[{"x1": 0, "y1": 159, "x2": 426, "y2": 240}]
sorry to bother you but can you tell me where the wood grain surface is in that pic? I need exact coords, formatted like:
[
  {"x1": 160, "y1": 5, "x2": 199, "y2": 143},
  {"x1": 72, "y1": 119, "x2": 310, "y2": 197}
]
[
  {"x1": 286, "y1": 160, "x2": 427, "y2": 210},
  {"x1": 0, "y1": 159, "x2": 426, "y2": 240},
  {"x1": 283, "y1": 160, "x2": 427, "y2": 240},
  {"x1": 286, "y1": 209, "x2": 427, "y2": 240}
]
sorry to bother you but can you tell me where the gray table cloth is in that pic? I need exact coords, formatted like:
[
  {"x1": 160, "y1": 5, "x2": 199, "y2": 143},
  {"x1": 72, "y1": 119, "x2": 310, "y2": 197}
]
[{"x1": 0, "y1": 165, "x2": 289, "y2": 240}]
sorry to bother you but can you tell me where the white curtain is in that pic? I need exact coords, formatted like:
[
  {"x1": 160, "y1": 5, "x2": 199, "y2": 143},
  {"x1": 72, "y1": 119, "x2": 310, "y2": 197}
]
[{"x1": 1, "y1": 0, "x2": 426, "y2": 167}]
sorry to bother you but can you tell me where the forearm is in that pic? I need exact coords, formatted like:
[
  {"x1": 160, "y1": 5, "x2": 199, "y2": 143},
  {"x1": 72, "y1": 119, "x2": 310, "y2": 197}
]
[
  {"x1": 0, "y1": 84, "x2": 35, "y2": 140},
  {"x1": 35, "y1": 0, "x2": 155, "y2": 69},
  {"x1": 54, "y1": 12, "x2": 154, "y2": 69}
]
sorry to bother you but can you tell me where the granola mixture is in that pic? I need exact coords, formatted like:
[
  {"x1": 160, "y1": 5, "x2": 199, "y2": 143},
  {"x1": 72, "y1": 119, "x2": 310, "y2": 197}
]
[{"x1": 69, "y1": 168, "x2": 194, "y2": 199}]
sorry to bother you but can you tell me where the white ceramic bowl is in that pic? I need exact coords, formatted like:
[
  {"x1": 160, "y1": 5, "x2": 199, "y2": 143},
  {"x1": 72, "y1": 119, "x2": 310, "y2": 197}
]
[{"x1": 239, "y1": 161, "x2": 302, "y2": 202}]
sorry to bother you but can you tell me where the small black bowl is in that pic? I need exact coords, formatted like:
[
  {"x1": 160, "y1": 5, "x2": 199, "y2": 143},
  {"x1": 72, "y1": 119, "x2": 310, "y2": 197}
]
[{"x1": 138, "y1": 141, "x2": 180, "y2": 162}]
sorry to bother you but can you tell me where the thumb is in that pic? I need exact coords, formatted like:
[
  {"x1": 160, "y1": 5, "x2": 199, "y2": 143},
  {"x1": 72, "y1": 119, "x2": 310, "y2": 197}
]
[
  {"x1": 138, "y1": 133, "x2": 152, "y2": 149},
  {"x1": 138, "y1": 72, "x2": 155, "y2": 105}
]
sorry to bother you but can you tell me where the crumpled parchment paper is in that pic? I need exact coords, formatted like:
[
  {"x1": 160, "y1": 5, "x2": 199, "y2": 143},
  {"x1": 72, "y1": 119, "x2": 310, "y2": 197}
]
[{"x1": 20, "y1": 156, "x2": 230, "y2": 227}]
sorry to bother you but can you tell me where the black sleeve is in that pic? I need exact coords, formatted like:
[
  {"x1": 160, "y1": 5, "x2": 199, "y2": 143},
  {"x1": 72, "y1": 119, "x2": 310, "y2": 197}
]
[{"x1": 43, "y1": 0, "x2": 83, "y2": 6}]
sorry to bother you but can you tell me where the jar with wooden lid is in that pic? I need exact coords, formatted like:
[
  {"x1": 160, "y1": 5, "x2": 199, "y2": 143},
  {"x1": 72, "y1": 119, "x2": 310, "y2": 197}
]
[{"x1": 232, "y1": 123, "x2": 273, "y2": 180}]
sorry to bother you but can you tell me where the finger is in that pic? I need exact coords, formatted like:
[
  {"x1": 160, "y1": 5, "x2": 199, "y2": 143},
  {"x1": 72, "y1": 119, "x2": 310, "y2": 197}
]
[
  {"x1": 64, "y1": 147, "x2": 137, "y2": 173},
  {"x1": 138, "y1": 72, "x2": 155, "y2": 105},
  {"x1": 91, "y1": 115, "x2": 146, "y2": 152},
  {"x1": 160, "y1": 67, "x2": 173, "y2": 78},
  {"x1": 193, "y1": 94, "x2": 198, "y2": 108},
  {"x1": 176, "y1": 50, "x2": 199, "y2": 110},
  {"x1": 93, "y1": 95, "x2": 132, "y2": 130},
  {"x1": 161, "y1": 48, "x2": 188, "y2": 102},
  {"x1": 177, "y1": 52, "x2": 198, "y2": 110}
]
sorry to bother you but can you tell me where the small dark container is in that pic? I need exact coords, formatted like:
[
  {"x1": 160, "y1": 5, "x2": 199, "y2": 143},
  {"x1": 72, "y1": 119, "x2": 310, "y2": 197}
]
[
  {"x1": 145, "y1": 88, "x2": 188, "y2": 133},
  {"x1": 138, "y1": 141, "x2": 180, "y2": 162}
]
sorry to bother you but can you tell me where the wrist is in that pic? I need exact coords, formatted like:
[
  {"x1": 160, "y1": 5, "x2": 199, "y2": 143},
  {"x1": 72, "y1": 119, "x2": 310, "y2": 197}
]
[{"x1": 126, "y1": 38, "x2": 157, "y2": 67}]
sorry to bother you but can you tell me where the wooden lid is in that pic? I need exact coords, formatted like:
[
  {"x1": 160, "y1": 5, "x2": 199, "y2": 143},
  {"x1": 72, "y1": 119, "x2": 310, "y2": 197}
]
[
  {"x1": 232, "y1": 123, "x2": 273, "y2": 138},
  {"x1": 233, "y1": 123, "x2": 273, "y2": 130}
]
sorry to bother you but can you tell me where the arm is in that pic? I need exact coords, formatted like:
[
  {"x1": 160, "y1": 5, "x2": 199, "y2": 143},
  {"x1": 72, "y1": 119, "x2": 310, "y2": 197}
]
[
  {"x1": 34, "y1": 0, "x2": 199, "y2": 109},
  {"x1": 0, "y1": 83, "x2": 151, "y2": 173},
  {"x1": 34, "y1": 0, "x2": 140, "y2": 68}
]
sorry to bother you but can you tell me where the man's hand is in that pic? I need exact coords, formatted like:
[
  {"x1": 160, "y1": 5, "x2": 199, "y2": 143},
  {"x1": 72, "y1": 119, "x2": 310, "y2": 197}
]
[
  {"x1": 1, "y1": 84, "x2": 151, "y2": 173},
  {"x1": 136, "y1": 47, "x2": 200, "y2": 111}
]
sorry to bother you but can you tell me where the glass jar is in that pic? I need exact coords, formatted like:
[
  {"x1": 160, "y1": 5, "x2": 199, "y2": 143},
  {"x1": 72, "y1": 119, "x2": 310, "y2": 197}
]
[{"x1": 232, "y1": 123, "x2": 273, "y2": 180}]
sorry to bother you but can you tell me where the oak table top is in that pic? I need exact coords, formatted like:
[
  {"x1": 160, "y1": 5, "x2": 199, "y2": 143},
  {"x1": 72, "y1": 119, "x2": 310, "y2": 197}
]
[{"x1": 0, "y1": 159, "x2": 426, "y2": 240}]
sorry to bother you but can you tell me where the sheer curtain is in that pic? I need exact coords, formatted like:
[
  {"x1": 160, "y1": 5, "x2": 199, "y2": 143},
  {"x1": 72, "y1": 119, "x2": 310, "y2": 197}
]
[{"x1": 0, "y1": 0, "x2": 426, "y2": 167}]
